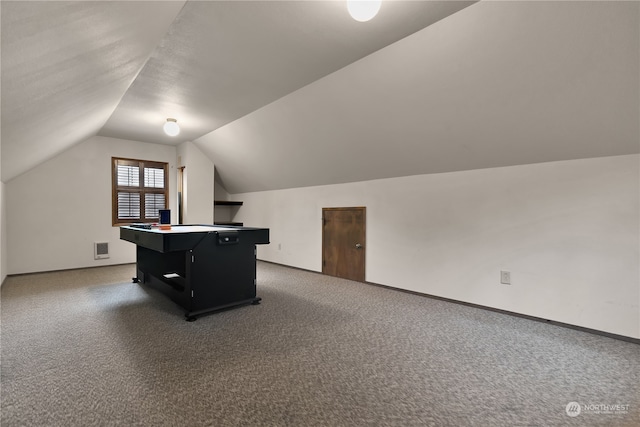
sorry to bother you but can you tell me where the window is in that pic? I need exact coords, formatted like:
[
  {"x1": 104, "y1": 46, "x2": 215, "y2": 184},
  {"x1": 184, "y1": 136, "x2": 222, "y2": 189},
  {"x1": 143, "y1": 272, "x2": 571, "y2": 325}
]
[{"x1": 112, "y1": 157, "x2": 168, "y2": 226}]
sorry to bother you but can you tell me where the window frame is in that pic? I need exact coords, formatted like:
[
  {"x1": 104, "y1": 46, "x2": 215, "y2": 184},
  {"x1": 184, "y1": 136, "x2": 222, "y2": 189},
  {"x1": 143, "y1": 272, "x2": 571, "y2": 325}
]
[{"x1": 112, "y1": 157, "x2": 169, "y2": 226}]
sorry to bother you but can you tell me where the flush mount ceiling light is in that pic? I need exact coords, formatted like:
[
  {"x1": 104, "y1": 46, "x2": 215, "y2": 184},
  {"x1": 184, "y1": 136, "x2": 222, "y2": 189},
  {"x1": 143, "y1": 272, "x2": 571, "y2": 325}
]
[
  {"x1": 347, "y1": 0, "x2": 381, "y2": 22},
  {"x1": 163, "y1": 118, "x2": 180, "y2": 136}
]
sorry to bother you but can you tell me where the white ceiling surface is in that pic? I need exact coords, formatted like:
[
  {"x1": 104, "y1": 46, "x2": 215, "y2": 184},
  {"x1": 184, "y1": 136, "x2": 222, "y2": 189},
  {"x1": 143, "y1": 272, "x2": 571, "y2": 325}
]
[
  {"x1": 1, "y1": 0, "x2": 475, "y2": 183},
  {"x1": 197, "y1": 0, "x2": 639, "y2": 194},
  {"x1": 1, "y1": 1, "x2": 186, "y2": 182},
  {"x1": 2, "y1": 1, "x2": 638, "y2": 192},
  {"x1": 99, "y1": 0, "x2": 475, "y2": 145}
]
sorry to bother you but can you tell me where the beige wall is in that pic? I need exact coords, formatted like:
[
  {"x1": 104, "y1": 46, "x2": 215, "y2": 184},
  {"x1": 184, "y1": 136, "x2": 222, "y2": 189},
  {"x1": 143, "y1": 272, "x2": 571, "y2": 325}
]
[
  {"x1": 6, "y1": 136, "x2": 178, "y2": 274},
  {"x1": 1, "y1": 180, "x2": 6, "y2": 285},
  {"x1": 234, "y1": 155, "x2": 640, "y2": 339},
  {"x1": 177, "y1": 141, "x2": 215, "y2": 224},
  {"x1": 5, "y1": 134, "x2": 639, "y2": 339}
]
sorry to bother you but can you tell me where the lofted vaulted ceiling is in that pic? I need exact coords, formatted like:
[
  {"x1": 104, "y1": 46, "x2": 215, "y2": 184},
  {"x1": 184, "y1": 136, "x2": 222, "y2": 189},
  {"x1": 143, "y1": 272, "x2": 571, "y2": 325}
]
[
  {"x1": 197, "y1": 0, "x2": 640, "y2": 193},
  {"x1": 1, "y1": 1, "x2": 638, "y2": 193},
  {"x1": 1, "y1": 0, "x2": 475, "y2": 183}
]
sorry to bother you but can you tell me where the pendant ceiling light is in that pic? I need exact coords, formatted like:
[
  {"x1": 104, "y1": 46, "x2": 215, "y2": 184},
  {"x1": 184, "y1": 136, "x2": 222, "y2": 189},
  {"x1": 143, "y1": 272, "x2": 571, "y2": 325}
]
[
  {"x1": 163, "y1": 118, "x2": 180, "y2": 136},
  {"x1": 347, "y1": 0, "x2": 381, "y2": 22}
]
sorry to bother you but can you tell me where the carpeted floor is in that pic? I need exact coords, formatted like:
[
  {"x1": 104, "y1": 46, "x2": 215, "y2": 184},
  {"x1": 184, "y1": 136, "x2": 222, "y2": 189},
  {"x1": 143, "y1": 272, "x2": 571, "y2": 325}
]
[{"x1": 1, "y1": 262, "x2": 639, "y2": 426}]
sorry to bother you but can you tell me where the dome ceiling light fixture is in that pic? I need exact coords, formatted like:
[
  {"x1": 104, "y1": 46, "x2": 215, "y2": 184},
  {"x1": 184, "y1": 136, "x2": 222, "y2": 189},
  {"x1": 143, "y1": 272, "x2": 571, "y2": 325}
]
[
  {"x1": 163, "y1": 118, "x2": 180, "y2": 136},
  {"x1": 347, "y1": 0, "x2": 382, "y2": 22}
]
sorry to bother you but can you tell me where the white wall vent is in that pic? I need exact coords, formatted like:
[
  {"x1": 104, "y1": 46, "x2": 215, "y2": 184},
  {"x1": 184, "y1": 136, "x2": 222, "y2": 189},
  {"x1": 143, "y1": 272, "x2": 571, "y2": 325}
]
[{"x1": 94, "y1": 242, "x2": 109, "y2": 260}]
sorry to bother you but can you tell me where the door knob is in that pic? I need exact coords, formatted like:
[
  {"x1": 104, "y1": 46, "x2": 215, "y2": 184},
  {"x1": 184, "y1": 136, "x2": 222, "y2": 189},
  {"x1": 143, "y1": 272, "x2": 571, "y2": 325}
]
[{"x1": 355, "y1": 243, "x2": 362, "y2": 249}]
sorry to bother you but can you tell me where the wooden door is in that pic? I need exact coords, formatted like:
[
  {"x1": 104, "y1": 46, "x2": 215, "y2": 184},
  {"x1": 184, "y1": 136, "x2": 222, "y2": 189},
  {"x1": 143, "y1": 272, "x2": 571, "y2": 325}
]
[{"x1": 322, "y1": 207, "x2": 366, "y2": 282}]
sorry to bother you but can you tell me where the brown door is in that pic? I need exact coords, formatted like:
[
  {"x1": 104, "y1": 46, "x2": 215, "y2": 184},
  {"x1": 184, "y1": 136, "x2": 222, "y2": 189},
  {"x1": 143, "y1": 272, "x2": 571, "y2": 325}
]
[{"x1": 322, "y1": 207, "x2": 366, "y2": 282}]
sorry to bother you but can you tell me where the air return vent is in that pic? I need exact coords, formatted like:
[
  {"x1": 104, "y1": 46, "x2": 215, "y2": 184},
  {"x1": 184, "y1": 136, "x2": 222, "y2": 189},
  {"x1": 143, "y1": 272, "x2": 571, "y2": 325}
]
[{"x1": 94, "y1": 242, "x2": 109, "y2": 260}]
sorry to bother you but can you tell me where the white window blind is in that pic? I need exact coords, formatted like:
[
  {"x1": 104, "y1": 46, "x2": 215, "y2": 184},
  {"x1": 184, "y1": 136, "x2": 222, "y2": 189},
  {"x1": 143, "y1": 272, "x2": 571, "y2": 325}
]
[
  {"x1": 144, "y1": 167, "x2": 164, "y2": 188},
  {"x1": 118, "y1": 192, "x2": 141, "y2": 219},
  {"x1": 117, "y1": 165, "x2": 140, "y2": 187},
  {"x1": 113, "y1": 157, "x2": 168, "y2": 225},
  {"x1": 145, "y1": 193, "x2": 165, "y2": 219}
]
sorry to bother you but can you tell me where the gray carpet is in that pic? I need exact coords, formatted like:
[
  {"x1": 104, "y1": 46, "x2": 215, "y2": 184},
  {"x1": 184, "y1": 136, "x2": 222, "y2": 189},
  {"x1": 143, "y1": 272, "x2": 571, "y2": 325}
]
[{"x1": 1, "y1": 262, "x2": 639, "y2": 426}]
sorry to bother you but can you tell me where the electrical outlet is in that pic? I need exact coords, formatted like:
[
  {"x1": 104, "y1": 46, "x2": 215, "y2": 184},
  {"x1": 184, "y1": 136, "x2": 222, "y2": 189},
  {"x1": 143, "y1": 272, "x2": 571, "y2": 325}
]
[
  {"x1": 500, "y1": 270, "x2": 511, "y2": 285},
  {"x1": 278, "y1": 243, "x2": 282, "y2": 250}
]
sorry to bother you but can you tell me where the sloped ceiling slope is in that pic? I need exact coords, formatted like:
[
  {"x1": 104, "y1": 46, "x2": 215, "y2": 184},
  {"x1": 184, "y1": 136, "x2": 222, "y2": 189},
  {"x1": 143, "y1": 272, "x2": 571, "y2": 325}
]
[
  {"x1": 98, "y1": 0, "x2": 475, "y2": 145},
  {"x1": 196, "y1": 1, "x2": 639, "y2": 194},
  {"x1": 1, "y1": 1, "x2": 185, "y2": 182},
  {"x1": 1, "y1": 0, "x2": 475, "y2": 183}
]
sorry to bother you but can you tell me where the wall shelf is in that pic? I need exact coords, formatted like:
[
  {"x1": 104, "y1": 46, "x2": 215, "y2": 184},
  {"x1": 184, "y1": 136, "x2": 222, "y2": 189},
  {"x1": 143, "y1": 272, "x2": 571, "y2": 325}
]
[
  {"x1": 214, "y1": 201, "x2": 243, "y2": 206},
  {"x1": 214, "y1": 201, "x2": 243, "y2": 226}
]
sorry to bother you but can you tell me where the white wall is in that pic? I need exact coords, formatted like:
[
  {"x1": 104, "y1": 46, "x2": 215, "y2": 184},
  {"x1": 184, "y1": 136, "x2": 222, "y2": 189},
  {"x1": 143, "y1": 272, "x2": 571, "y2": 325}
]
[
  {"x1": 214, "y1": 176, "x2": 230, "y2": 201},
  {"x1": 234, "y1": 155, "x2": 640, "y2": 339},
  {"x1": 177, "y1": 141, "x2": 214, "y2": 224},
  {"x1": 1, "y1": 125, "x2": 5, "y2": 284},
  {"x1": 6, "y1": 136, "x2": 177, "y2": 275},
  {"x1": 1, "y1": 180, "x2": 6, "y2": 285}
]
